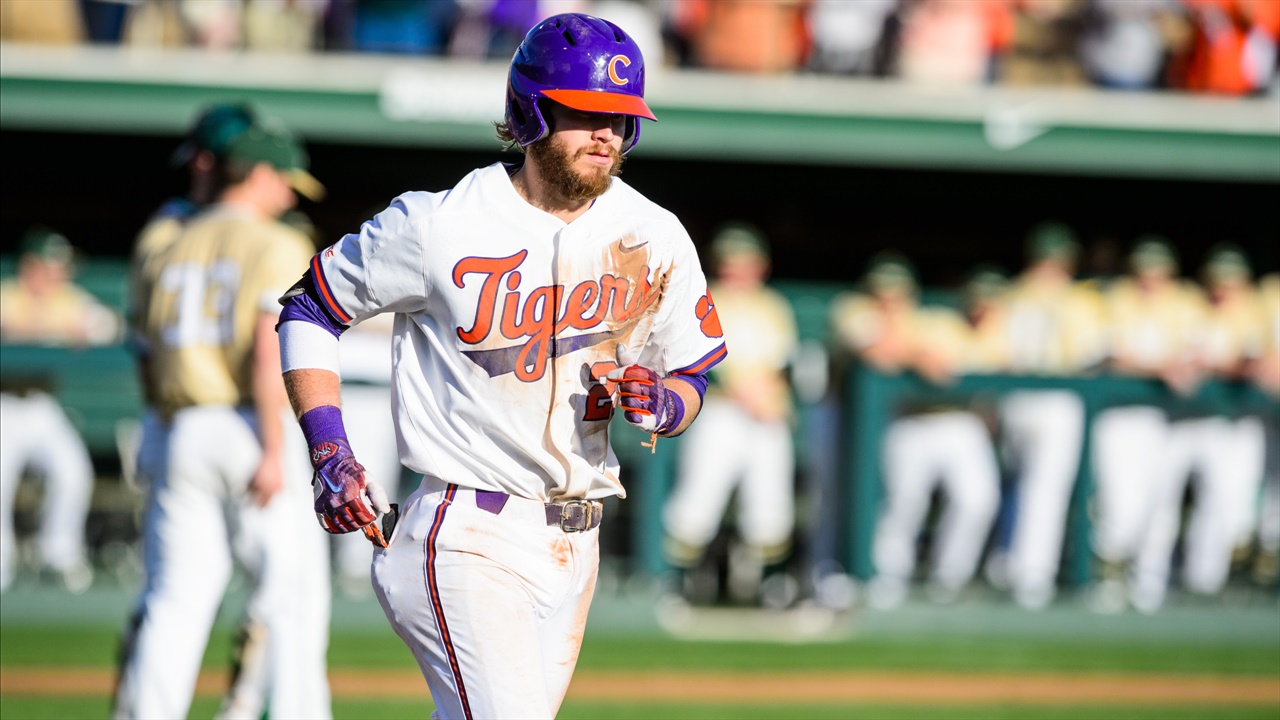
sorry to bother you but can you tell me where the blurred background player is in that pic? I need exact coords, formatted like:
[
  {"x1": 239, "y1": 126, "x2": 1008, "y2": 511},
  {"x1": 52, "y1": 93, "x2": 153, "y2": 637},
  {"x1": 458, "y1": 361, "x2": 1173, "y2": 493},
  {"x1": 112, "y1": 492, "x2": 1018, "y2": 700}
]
[
  {"x1": 1130, "y1": 244, "x2": 1268, "y2": 612},
  {"x1": 985, "y1": 222, "x2": 1105, "y2": 610},
  {"x1": 114, "y1": 123, "x2": 331, "y2": 719},
  {"x1": 0, "y1": 227, "x2": 120, "y2": 593},
  {"x1": 1251, "y1": 271, "x2": 1280, "y2": 587},
  {"x1": 833, "y1": 253, "x2": 1000, "y2": 609},
  {"x1": 125, "y1": 102, "x2": 258, "y2": 459},
  {"x1": 1089, "y1": 237, "x2": 1203, "y2": 613},
  {"x1": 661, "y1": 223, "x2": 799, "y2": 608}
]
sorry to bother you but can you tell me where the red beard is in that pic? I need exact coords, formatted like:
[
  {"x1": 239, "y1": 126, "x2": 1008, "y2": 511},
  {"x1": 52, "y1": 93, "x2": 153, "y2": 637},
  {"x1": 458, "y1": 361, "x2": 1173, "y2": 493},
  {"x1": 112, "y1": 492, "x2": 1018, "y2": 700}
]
[{"x1": 527, "y1": 135, "x2": 624, "y2": 203}]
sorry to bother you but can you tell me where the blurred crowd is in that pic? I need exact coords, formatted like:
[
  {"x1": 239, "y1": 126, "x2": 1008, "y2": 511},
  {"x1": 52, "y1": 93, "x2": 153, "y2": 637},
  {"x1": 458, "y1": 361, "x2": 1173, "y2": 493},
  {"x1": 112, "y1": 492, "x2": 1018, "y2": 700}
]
[{"x1": 2, "y1": 0, "x2": 1278, "y2": 95}]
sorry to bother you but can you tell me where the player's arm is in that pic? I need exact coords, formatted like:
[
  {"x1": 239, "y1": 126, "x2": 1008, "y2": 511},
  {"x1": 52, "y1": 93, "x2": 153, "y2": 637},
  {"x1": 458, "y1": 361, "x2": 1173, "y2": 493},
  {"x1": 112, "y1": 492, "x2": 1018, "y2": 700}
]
[
  {"x1": 249, "y1": 311, "x2": 288, "y2": 506},
  {"x1": 278, "y1": 279, "x2": 390, "y2": 536}
]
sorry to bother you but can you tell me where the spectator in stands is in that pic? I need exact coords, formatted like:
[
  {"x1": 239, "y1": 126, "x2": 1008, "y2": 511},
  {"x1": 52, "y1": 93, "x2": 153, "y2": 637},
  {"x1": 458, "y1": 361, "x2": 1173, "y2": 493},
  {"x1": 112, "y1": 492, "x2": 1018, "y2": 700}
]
[
  {"x1": 893, "y1": 0, "x2": 1014, "y2": 85},
  {"x1": 832, "y1": 253, "x2": 1001, "y2": 609},
  {"x1": 1089, "y1": 237, "x2": 1203, "y2": 613},
  {"x1": 1129, "y1": 244, "x2": 1269, "y2": 612},
  {"x1": 1080, "y1": 0, "x2": 1188, "y2": 90},
  {"x1": 662, "y1": 223, "x2": 800, "y2": 609},
  {"x1": 336, "y1": 0, "x2": 457, "y2": 56},
  {"x1": 0, "y1": 227, "x2": 120, "y2": 594},
  {"x1": 0, "y1": 0, "x2": 84, "y2": 43},
  {"x1": 985, "y1": 223, "x2": 1105, "y2": 611},
  {"x1": 1171, "y1": 0, "x2": 1280, "y2": 95},
  {"x1": 805, "y1": 0, "x2": 896, "y2": 76},
  {"x1": 1000, "y1": 0, "x2": 1088, "y2": 86},
  {"x1": 673, "y1": 0, "x2": 809, "y2": 74}
]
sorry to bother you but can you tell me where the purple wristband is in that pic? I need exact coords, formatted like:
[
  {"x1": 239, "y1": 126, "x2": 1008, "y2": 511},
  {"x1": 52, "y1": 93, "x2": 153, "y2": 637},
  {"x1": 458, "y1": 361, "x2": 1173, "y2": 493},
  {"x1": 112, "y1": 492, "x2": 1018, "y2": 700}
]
[
  {"x1": 657, "y1": 384, "x2": 686, "y2": 435},
  {"x1": 299, "y1": 405, "x2": 349, "y2": 466}
]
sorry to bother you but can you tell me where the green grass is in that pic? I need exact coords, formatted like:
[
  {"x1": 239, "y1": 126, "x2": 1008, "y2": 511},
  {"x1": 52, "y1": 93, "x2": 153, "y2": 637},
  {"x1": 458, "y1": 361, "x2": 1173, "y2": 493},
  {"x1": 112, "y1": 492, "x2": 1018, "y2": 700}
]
[
  {"x1": 3, "y1": 624, "x2": 1278, "y2": 676},
  {"x1": 2, "y1": 697, "x2": 1277, "y2": 720}
]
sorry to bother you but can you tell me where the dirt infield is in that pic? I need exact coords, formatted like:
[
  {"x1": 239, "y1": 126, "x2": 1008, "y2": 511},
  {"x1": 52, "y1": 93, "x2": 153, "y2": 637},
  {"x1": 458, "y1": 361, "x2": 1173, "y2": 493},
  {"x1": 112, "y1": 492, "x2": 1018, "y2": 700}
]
[{"x1": 2, "y1": 668, "x2": 1277, "y2": 706}]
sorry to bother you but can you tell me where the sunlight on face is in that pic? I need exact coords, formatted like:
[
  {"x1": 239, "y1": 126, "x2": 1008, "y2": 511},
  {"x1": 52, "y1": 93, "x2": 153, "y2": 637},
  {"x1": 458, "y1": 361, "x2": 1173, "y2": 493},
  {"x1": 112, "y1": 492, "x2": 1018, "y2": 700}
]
[{"x1": 527, "y1": 104, "x2": 626, "y2": 203}]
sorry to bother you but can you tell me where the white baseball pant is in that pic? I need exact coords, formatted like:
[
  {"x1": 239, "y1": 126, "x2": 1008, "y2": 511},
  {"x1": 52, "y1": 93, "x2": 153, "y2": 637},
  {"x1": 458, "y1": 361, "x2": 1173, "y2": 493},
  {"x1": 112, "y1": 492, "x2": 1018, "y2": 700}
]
[
  {"x1": 1090, "y1": 405, "x2": 1168, "y2": 567},
  {"x1": 663, "y1": 396, "x2": 795, "y2": 551},
  {"x1": 372, "y1": 475, "x2": 599, "y2": 720},
  {"x1": 0, "y1": 391, "x2": 94, "y2": 590},
  {"x1": 873, "y1": 411, "x2": 1001, "y2": 592},
  {"x1": 114, "y1": 406, "x2": 330, "y2": 720},
  {"x1": 1132, "y1": 415, "x2": 1267, "y2": 609},
  {"x1": 998, "y1": 390, "x2": 1085, "y2": 608}
]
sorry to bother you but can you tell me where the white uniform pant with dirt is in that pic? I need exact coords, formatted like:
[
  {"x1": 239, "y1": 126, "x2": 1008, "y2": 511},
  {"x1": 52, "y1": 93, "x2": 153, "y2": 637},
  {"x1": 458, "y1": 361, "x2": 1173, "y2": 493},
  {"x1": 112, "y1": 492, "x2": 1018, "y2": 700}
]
[
  {"x1": 0, "y1": 391, "x2": 93, "y2": 590},
  {"x1": 1132, "y1": 415, "x2": 1267, "y2": 608},
  {"x1": 113, "y1": 406, "x2": 331, "y2": 720},
  {"x1": 663, "y1": 396, "x2": 795, "y2": 551},
  {"x1": 873, "y1": 411, "x2": 1000, "y2": 592},
  {"x1": 1090, "y1": 406, "x2": 1168, "y2": 566},
  {"x1": 333, "y1": 382, "x2": 401, "y2": 591},
  {"x1": 373, "y1": 475, "x2": 599, "y2": 720},
  {"x1": 998, "y1": 390, "x2": 1085, "y2": 607}
]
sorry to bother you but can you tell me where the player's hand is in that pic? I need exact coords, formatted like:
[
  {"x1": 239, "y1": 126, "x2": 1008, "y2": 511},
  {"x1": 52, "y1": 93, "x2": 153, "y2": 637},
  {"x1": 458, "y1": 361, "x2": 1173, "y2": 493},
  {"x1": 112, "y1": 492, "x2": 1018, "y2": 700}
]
[
  {"x1": 310, "y1": 438, "x2": 391, "y2": 534},
  {"x1": 248, "y1": 453, "x2": 285, "y2": 507},
  {"x1": 607, "y1": 345, "x2": 677, "y2": 434}
]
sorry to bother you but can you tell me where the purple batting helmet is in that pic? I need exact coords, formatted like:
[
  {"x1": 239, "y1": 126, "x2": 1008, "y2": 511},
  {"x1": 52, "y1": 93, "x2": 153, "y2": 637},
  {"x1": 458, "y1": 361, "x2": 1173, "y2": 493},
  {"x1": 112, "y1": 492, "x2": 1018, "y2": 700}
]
[{"x1": 505, "y1": 13, "x2": 657, "y2": 154}]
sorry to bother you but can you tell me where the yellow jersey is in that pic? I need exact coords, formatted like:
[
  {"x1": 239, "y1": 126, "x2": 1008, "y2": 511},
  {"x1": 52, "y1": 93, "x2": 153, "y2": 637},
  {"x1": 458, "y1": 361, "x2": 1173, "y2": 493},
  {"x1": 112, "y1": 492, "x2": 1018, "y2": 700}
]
[
  {"x1": 707, "y1": 282, "x2": 798, "y2": 420},
  {"x1": 1102, "y1": 278, "x2": 1206, "y2": 372},
  {"x1": 137, "y1": 205, "x2": 314, "y2": 415}
]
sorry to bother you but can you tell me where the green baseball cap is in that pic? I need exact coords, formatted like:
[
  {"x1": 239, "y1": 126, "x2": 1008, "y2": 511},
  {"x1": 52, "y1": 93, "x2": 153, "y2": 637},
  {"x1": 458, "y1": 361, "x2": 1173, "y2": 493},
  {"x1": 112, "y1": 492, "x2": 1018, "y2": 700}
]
[
  {"x1": 19, "y1": 226, "x2": 74, "y2": 265},
  {"x1": 865, "y1": 251, "x2": 917, "y2": 293},
  {"x1": 964, "y1": 263, "x2": 1010, "y2": 301},
  {"x1": 1129, "y1": 235, "x2": 1178, "y2": 274},
  {"x1": 1202, "y1": 243, "x2": 1251, "y2": 284},
  {"x1": 1026, "y1": 221, "x2": 1080, "y2": 264},
  {"x1": 710, "y1": 222, "x2": 769, "y2": 265},
  {"x1": 227, "y1": 124, "x2": 326, "y2": 201},
  {"x1": 171, "y1": 102, "x2": 256, "y2": 166}
]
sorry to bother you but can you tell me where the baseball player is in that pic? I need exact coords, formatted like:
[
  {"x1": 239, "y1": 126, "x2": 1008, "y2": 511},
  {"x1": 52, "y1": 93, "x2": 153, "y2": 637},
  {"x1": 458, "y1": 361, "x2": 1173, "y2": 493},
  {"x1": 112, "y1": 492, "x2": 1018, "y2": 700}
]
[
  {"x1": 1089, "y1": 238, "x2": 1205, "y2": 614},
  {"x1": 277, "y1": 13, "x2": 726, "y2": 719},
  {"x1": 0, "y1": 228, "x2": 119, "y2": 594},
  {"x1": 1251, "y1": 272, "x2": 1280, "y2": 586},
  {"x1": 114, "y1": 124, "x2": 332, "y2": 720},
  {"x1": 832, "y1": 254, "x2": 1000, "y2": 609},
  {"x1": 1130, "y1": 245, "x2": 1268, "y2": 612},
  {"x1": 120, "y1": 104, "x2": 333, "y2": 720},
  {"x1": 661, "y1": 222, "x2": 799, "y2": 607},
  {"x1": 986, "y1": 223, "x2": 1106, "y2": 610}
]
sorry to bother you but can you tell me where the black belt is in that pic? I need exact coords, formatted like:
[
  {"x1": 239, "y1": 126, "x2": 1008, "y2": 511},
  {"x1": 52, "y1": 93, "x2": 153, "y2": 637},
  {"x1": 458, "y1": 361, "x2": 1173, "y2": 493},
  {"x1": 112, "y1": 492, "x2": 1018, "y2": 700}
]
[{"x1": 475, "y1": 490, "x2": 602, "y2": 533}]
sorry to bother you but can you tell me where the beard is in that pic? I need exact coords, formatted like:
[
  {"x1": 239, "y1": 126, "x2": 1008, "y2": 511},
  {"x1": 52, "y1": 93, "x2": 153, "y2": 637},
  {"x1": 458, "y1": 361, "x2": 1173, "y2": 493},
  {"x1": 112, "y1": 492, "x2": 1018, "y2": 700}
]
[{"x1": 527, "y1": 134, "x2": 624, "y2": 203}]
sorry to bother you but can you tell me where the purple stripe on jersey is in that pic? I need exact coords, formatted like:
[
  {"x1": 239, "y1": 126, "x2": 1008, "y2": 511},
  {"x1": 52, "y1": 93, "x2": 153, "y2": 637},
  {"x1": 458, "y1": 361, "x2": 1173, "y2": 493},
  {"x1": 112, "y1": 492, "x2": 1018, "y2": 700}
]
[
  {"x1": 668, "y1": 343, "x2": 725, "y2": 401},
  {"x1": 425, "y1": 484, "x2": 473, "y2": 720},
  {"x1": 279, "y1": 281, "x2": 348, "y2": 338}
]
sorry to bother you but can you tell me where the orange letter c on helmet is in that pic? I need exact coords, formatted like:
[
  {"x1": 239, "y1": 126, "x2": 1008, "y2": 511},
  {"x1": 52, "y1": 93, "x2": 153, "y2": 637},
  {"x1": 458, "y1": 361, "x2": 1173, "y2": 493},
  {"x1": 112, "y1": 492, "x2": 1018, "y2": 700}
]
[{"x1": 608, "y1": 55, "x2": 631, "y2": 86}]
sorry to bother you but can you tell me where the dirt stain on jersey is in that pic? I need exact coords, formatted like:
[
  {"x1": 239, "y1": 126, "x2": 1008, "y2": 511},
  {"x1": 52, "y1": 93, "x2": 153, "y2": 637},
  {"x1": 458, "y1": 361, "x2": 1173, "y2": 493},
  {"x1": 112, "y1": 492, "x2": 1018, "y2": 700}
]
[{"x1": 607, "y1": 234, "x2": 670, "y2": 350}]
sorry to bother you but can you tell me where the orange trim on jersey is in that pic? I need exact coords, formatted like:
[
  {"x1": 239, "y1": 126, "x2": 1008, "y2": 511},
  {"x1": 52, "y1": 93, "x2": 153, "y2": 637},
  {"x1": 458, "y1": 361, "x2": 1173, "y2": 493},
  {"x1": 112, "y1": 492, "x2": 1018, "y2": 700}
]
[
  {"x1": 672, "y1": 343, "x2": 727, "y2": 376},
  {"x1": 541, "y1": 89, "x2": 657, "y2": 121},
  {"x1": 310, "y1": 255, "x2": 352, "y2": 324},
  {"x1": 426, "y1": 484, "x2": 472, "y2": 720}
]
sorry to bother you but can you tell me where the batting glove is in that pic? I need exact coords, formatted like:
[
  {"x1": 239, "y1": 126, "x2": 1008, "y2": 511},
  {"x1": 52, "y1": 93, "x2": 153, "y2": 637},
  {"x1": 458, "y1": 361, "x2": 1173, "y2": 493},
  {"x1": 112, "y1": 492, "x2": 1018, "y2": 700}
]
[
  {"x1": 310, "y1": 438, "x2": 390, "y2": 534},
  {"x1": 607, "y1": 345, "x2": 684, "y2": 435}
]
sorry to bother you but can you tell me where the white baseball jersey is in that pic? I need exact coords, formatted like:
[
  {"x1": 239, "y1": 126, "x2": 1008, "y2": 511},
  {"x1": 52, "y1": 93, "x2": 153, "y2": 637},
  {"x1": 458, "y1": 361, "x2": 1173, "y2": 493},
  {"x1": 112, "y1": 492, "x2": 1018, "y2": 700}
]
[{"x1": 309, "y1": 163, "x2": 726, "y2": 502}]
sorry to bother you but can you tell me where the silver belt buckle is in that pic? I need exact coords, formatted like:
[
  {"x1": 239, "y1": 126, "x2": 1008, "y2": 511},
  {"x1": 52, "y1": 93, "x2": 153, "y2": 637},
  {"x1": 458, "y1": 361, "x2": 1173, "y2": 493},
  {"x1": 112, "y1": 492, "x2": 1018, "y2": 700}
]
[{"x1": 559, "y1": 500, "x2": 593, "y2": 533}]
